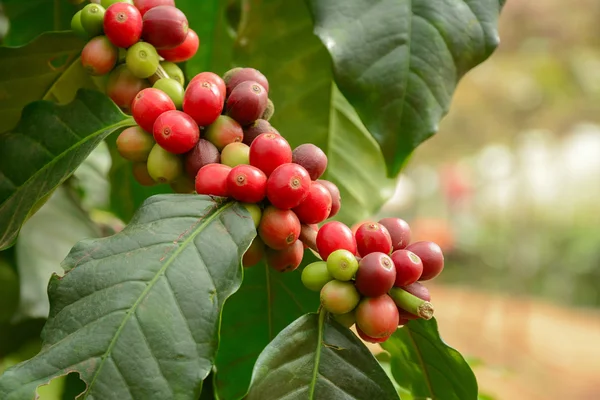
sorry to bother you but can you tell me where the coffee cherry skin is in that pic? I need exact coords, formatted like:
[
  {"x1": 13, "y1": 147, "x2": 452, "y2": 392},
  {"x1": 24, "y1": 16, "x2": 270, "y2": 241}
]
[
  {"x1": 258, "y1": 206, "x2": 300, "y2": 250},
  {"x1": 184, "y1": 139, "x2": 220, "y2": 179},
  {"x1": 225, "y1": 67, "x2": 269, "y2": 97},
  {"x1": 226, "y1": 81, "x2": 268, "y2": 126},
  {"x1": 266, "y1": 163, "x2": 311, "y2": 209},
  {"x1": 71, "y1": 11, "x2": 88, "y2": 39},
  {"x1": 241, "y1": 203, "x2": 262, "y2": 228},
  {"x1": 183, "y1": 80, "x2": 224, "y2": 127},
  {"x1": 266, "y1": 240, "x2": 304, "y2": 272},
  {"x1": 81, "y1": 36, "x2": 118, "y2": 76},
  {"x1": 195, "y1": 164, "x2": 231, "y2": 197},
  {"x1": 355, "y1": 295, "x2": 399, "y2": 338},
  {"x1": 221, "y1": 142, "x2": 250, "y2": 167},
  {"x1": 106, "y1": 65, "x2": 150, "y2": 110},
  {"x1": 243, "y1": 237, "x2": 265, "y2": 268},
  {"x1": 316, "y1": 221, "x2": 357, "y2": 260},
  {"x1": 146, "y1": 144, "x2": 182, "y2": 183},
  {"x1": 326, "y1": 249, "x2": 359, "y2": 281},
  {"x1": 142, "y1": 5, "x2": 188, "y2": 49},
  {"x1": 190, "y1": 71, "x2": 226, "y2": 101},
  {"x1": 116, "y1": 126, "x2": 154, "y2": 161},
  {"x1": 152, "y1": 78, "x2": 184, "y2": 109},
  {"x1": 203, "y1": 115, "x2": 243, "y2": 151},
  {"x1": 317, "y1": 179, "x2": 341, "y2": 218},
  {"x1": 131, "y1": 88, "x2": 176, "y2": 133},
  {"x1": 131, "y1": 162, "x2": 155, "y2": 186},
  {"x1": 379, "y1": 218, "x2": 411, "y2": 251},
  {"x1": 80, "y1": 3, "x2": 106, "y2": 37},
  {"x1": 158, "y1": 29, "x2": 199, "y2": 63},
  {"x1": 227, "y1": 165, "x2": 267, "y2": 203},
  {"x1": 355, "y1": 222, "x2": 392, "y2": 256},
  {"x1": 292, "y1": 143, "x2": 328, "y2": 181},
  {"x1": 292, "y1": 181, "x2": 332, "y2": 224},
  {"x1": 133, "y1": 0, "x2": 174, "y2": 16},
  {"x1": 333, "y1": 311, "x2": 356, "y2": 328},
  {"x1": 301, "y1": 261, "x2": 333, "y2": 292},
  {"x1": 391, "y1": 250, "x2": 423, "y2": 287},
  {"x1": 126, "y1": 42, "x2": 159, "y2": 78},
  {"x1": 406, "y1": 241, "x2": 444, "y2": 281},
  {"x1": 320, "y1": 280, "x2": 360, "y2": 315},
  {"x1": 356, "y1": 327, "x2": 391, "y2": 344},
  {"x1": 243, "y1": 119, "x2": 279, "y2": 146},
  {"x1": 249, "y1": 133, "x2": 292, "y2": 176},
  {"x1": 153, "y1": 110, "x2": 199, "y2": 154},
  {"x1": 104, "y1": 3, "x2": 142, "y2": 48},
  {"x1": 355, "y1": 252, "x2": 396, "y2": 297}
]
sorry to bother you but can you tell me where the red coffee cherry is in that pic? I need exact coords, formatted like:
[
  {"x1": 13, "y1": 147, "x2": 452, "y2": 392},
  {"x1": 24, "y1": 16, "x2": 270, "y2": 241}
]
[
  {"x1": 258, "y1": 206, "x2": 301, "y2": 250},
  {"x1": 249, "y1": 133, "x2": 292, "y2": 176},
  {"x1": 106, "y1": 64, "x2": 150, "y2": 111},
  {"x1": 131, "y1": 88, "x2": 176, "y2": 133},
  {"x1": 183, "y1": 79, "x2": 224, "y2": 127},
  {"x1": 224, "y1": 67, "x2": 269, "y2": 97},
  {"x1": 157, "y1": 28, "x2": 199, "y2": 63},
  {"x1": 266, "y1": 163, "x2": 311, "y2": 210},
  {"x1": 133, "y1": 0, "x2": 174, "y2": 17},
  {"x1": 227, "y1": 164, "x2": 267, "y2": 203},
  {"x1": 195, "y1": 163, "x2": 231, "y2": 197},
  {"x1": 266, "y1": 240, "x2": 304, "y2": 272},
  {"x1": 355, "y1": 295, "x2": 399, "y2": 338},
  {"x1": 226, "y1": 81, "x2": 268, "y2": 126},
  {"x1": 184, "y1": 139, "x2": 220, "y2": 179},
  {"x1": 142, "y1": 5, "x2": 188, "y2": 49},
  {"x1": 292, "y1": 181, "x2": 332, "y2": 224},
  {"x1": 316, "y1": 221, "x2": 357, "y2": 260},
  {"x1": 406, "y1": 241, "x2": 444, "y2": 281},
  {"x1": 153, "y1": 110, "x2": 199, "y2": 154},
  {"x1": 378, "y1": 217, "x2": 411, "y2": 251},
  {"x1": 355, "y1": 252, "x2": 396, "y2": 297},
  {"x1": 356, "y1": 326, "x2": 391, "y2": 344},
  {"x1": 355, "y1": 222, "x2": 392, "y2": 256},
  {"x1": 190, "y1": 71, "x2": 226, "y2": 101},
  {"x1": 81, "y1": 36, "x2": 118, "y2": 76},
  {"x1": 243, "y1": 237, "x2": 265, "y2": 268},
  {"x1": 292, "y1": 143, "x2": 328, "y2": 181},
  {"x1": 317, "y1": 179, "x2": 341, "y2": 218},
  {"x1": 391, "y1": 250, "x2": 423, "y2": 287},
  {"x1": 104, "y1": 3, "x2": 142, "y2": 48}
]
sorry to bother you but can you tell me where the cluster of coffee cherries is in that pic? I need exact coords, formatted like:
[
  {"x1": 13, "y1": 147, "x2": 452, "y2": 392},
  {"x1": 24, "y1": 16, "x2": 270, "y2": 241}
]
[{"x1": 301, "y1": 218, "x2": 444, "y2": 344}]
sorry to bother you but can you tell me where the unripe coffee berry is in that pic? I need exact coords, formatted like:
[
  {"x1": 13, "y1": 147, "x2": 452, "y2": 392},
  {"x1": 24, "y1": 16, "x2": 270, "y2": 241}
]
[
  {"x1": 81, "y1": 36, "x2": 118, "y2": 76},
  {"x1": 292, "y1": 181, "x2": 332, "y2": 224},
  {"x1": 153, "y1": 110, "x2": 199, "y2": 154},
  {"x1": 266, "y1": 163, "x2": 311, "y2": 209},
  {"x1": 131, "y1": 162, "x2": 155, "y2": 186},
  {"x1": 227, "y1": 165, "x2": 267, "y2": 203},
  {"x1": 80, "y1": 3, "x2": 106, "y2": 37},
  {"x1": 146, "y1": 144, "x2": 182, "y2": 183},
  {"x1": 104, "y1": 3, "x2": 142, "y2": 48},
  {"x1": 316, "y1": 221, "x2": 357, "y2": 260},
  {"x1": 158, "y1": 62, "x2": 185, "y2": 86},
  {"x1": 355, "y1": 222, "x2": 392, "y2": 256},
  {"x1": 221, "y1": 142, "x2": 250, "y2": 167},
  {"x1": 355, "y1": 252, "x2": 396, "y2": 297},
  {"x1": 320, "y1": 280, "x2": 360, "y2": 315},
  {"x1": 106, "y1": 65, "x2": 150, "y2": 110},
  {"x1": 126, "y1": 42, "x2": 159, "y2": 78},
  {"x1": 153, "y1": 78, "x2": 184, "y2": 109},
  {"x1": 301, "y1": 261, "x2": 333, "y2": 292},
  {"x1": 249, "y1": 133, "x2": 292, "y2": 176},
  {"x1": 116, "y1": 126, "x2": 154, "y2": 161},
  {"x1": 131, "y1": 88, "x2": 176, "y2": 132},
  {"x1": 203, "y1": 115, "x2": 243, "y2": 151},
  {"x1": 195, "y1": 164, "x2": 231, "y2": 197},
  {"x1": 326, "y1": 249, "x2": 359, "y2": 281},
  {"x1": 258, "y1": 206, "x2": 300, "y2": 250},
  {"x1": 333, "y1": 311, "x2": 356, "y2": 328}
]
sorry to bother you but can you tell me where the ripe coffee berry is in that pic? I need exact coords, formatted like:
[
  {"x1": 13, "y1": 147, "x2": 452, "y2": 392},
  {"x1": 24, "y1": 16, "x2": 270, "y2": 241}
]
[
  {"x1": 81, "y1": 36, "x2": 118, "y2": 76},
  {"x1": 266, "y1": 163, "x2": 311, "y2": 209},
  {"x1": 379, "y1": 217, "x2": 411, "y2": 251},
  {"x1": 142, "y1": 6, "x2": 188, "y2": 49},
  {"x1": 292, "y1": 144, "x2": 328, "y2": 181},
  {"x1": 106, "y1": 65, "x2": 150, "y2": 110},
  {"x1": 204, "y1": 116, "x2": 243, "y2": 151},
  {"x1": 225, "y1": 67, "x2": 270, "y2": 97},
  {"x1": 131, "y1": 88, "x2": 176, "y2": 132},
  {"x1": 133, "y1": 0, "x2": 174, "y2": 16},
  {"x1": 326, "y1": 249, "x2": 358, "y2": 281},
  {"x1": 243, "y1": 237, "x2": 265, "y2": 268},
  {"x1": 227, "y1": 165, "x2": 267, "y2": 203},
  {"x1": 258, "y1": 206, "x2": 300, "y2": 250},
  {"x1": 266, "y1": 240, "x2": 304, "y2": 272},
  {"x1": 391, "y1": 250, "x2": 423, "y2": 287},
  {"x1": 316, "y1": 221, "x2": 357, "y2": 260},
  {"x1": 183, "y1": 80, "x2": 223, "y2": 127},
  {"x1": 126, "y1": 42, "x2": 159, "y2": 78},
  {"x1": 153, "y1": 78, "x2": 184, "y2": 109},
  {"x1": 158, "y1": 29, "x2": 199, "y2": 63},
  {"x1": 355, "y1": 222, "x2": 392, "y2": 256},
  {"x1": 104, "y1": 3, "x2": 142, "y2": 48},
  {"x1": 184, "y1": 139, "x2": 220, "y2": 179},
  {"x1": 355, "y1": 295, "x2": 399, "y2": 338},
  {"x1": 292, "y1": 181, "x2": 332, "y2": 224},
  {"x1": 221, "y1": 142, "x2": 250, "y2": 167},
  {"x1": 226, "y1": 81, "x2": 268, "y2": 126},
  {"x1": 153, "y1": 110, "x2": 199, "y2": 154},
  {"x1": 320, "y1": 280, "x2": 360, "y2": 315},
  {"x1": 317, "y1": 179, "x2": 341, "y2": 218},
  {"x1": 116, "y1": 126, "x2": 154, "y2": 161},
  {"x1": 301, "y1": 261, "x2": 333, "y2": 292},
  {"x1": 146, "y1": 144, "x2": 182, "y2": 183},
  {"x1": 195, "y1": 164, "x2": 231, "y2": 197},
  {"x1": 190, "y1": 72, "x2": 226, "y2": 101},
  {"x1": 243, "y1": 119, "x2": 279, "y2": 146},
  {"x1": 249, "y1": 133, "x2": 292, "y2": 176},
  {"x1": 355, "y1": 252, "x2": 396, "y2": 297},
  {"x1": 356, "y1": 327, "x2": 391, "y2": 344},
  {"x1": 406, "y1": 241, "x2": 444, "y2": 281}
]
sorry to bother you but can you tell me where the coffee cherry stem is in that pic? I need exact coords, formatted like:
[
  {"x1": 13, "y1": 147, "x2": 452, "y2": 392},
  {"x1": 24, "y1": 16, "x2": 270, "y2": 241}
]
[
  {"x1": 388, "y1": 287, "x2": 434, "y2": 320},
  {"x1": 152, "y1": 63, "x2": 171, "y2": 81},
  {"x1": 299, "y1": 224, "x2": 319, "y2": 254}
]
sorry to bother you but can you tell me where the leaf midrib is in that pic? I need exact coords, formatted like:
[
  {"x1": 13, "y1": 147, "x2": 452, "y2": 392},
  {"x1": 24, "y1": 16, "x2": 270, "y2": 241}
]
[
  {"x1": 406, "y1": 325, "x2": 434, "y2": 397},
  {"x1": 83, "y1": 200, "x2": 235, "y2": 397},
  {"x1": 308, "y1": 310, "x2": 326, "y2": 399}
]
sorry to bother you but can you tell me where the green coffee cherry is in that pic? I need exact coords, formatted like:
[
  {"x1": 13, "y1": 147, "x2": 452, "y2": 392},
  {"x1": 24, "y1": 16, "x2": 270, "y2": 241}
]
[
  {"x1": 153, "y1": 78, "x2": 184, "y2": 109},
  {"x1": 160, "y1": 62, "x2": 185, "y2": 86},
  {"x1": 333, "y1": 310, "x2": 356, "y2": 328},
  {"x1": 327, "y1": 249, "x2": 359, "y2": 281},
  {"x1": 70, "y1": 10, "x2": 87, "y2": 39},
  {"x1": 221, "y1": 142, "x2": 250, "y2": 167},
  {"x1": 126, "y1": 42, "x2": 159, "y2": 79},
  {"x1": 147, "y1": 144, "x2": 183, "y2": 183},
  {"x1": 101, "y1": 0, "x2": 133, "y2": 8},
  {"x1": 80, "y1": 3, "x2": 106, "y2": 37},
  {"x1": 301, "y1": 261, "x2": 333, "y2": 292},
  {"x1": 320, "y1": 280, "x2": 361, "y2": 315},
  {"x1": 241, "y1": 203, "x2": 262, "y2": 228}
]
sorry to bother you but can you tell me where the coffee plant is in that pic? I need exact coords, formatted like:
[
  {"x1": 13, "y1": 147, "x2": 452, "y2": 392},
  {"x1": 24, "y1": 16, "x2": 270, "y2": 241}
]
[{"x1": 0, "y1": 0, "x2": 505, "y2": 399}]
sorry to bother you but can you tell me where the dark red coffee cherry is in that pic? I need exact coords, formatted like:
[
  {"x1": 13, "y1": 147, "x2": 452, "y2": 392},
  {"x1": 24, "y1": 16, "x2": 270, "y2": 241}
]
[
  {"x1": 266, "y1": 240, "x2": 304, "y2": 272},
  {"x1": 190, "y1": 71, "x2": 226, "y2": 101},
  {"x1": 355, "y1": 222, "x2": 392, "y2": 256},
  {"x1": 316, "y1": 221, "x2": 357, "y2": 260},
  {"x1": 266, "y1": 163, "x2": 311, "y2": 209},
  {"x1": 355, "y1": 295, "x2": 399, "y2": 338},
  {"x1": 225, "y1": 67, "x2": 269, "y2": 97},
  {"x1": 355, "y1": 252, "x2": 396, "y2": 297},
  {"x1": 227, "y1": 164, "x2": 267, "y2": 203},
  {"x1": 242, "y1": 119, "x2": 279, "y2": 146},
  {"x1": 317, "y1": 179, "x2": 341, "y2": 218},
  {"x1": 378, "y1": 217, "x2": 411, "y2": 251},
  {"x1": 258, "y1": 206, "x2": 301, "y2": 250},
  {"x1": 226, "y1": 81, "x2": 268, "y2": 126},
  {"x1": 81, "y1": 36, "x2": 118, "y2": 76},
  {"x1": 104, "y1": 3, "x2": 142, "y2": 48},
  {"x1": 184, "y1": 139, "x2": 220, "y2": 179},
  {"x1": 133, "y1": 0, "x2": 174, "y2": 16},
  {"x1": 142, "y1": 5, "x2": 188, "y2": 49},
  {"x1": 195, "y1": 163, "x2": 231, "y2": 197},
  {"x1": 183, "y1": 79, "x2": 223, "y2": 127},
  {"x1": 292, "y1": 144, "x2": 328, "y2": 181},
  {"x1": 249, "y1": 133, "x2": 292, "y2": 176},
  {"x1": 356, "y1": 326, "x2": 391, "y2": 344},
  {"x1": 397, "y1": 282, "x2": 431, "y2": 321},
  {"x1": 106, "y1": 64, "x2": 150, "y2": 111},
  {"x1": 131, "y1": 88, "x2": 176, "y2": 132},
  {"x1": 203, "y1": 115, "x2": 243, "y2": 151},
  {"x1": 406, "y1": 241, "x2": 444, "y2": 281},
  {"x1": 243, "y1": 237, "x2": 265, "y2": 268},
  {"x1": 153, "y1": 110, "x2": 199, "y2": 154},
  {"x1": 391, "y1": 250, "x2": 423, "y2": 287},
  {"x1": 292, "y1": 181, "x2": 332, "y2": 224},
  {"x1": 157, "y1": 28, "x2": 199, "y2": 63}
]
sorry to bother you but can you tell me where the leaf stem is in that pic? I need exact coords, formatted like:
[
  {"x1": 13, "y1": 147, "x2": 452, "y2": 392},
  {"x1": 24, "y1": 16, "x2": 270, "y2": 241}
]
[
  {"x1": 308, "y1": 309, "x2": 326, "y2": 400},
  {"x1": 388, "y1": 287, "x2": 434, "y2": 320}
]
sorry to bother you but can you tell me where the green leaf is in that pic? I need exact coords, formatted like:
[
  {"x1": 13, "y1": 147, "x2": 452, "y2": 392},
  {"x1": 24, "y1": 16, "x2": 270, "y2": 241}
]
[
  {"x1": 381, "y1": 318, "x2": 478, "y2": 400},
  {"x1": 0, "y1": 89, "x2": 134, "y2": 250},
  {"x1": 0, "y1": 31, "x2": 98, "y2": 134},
  {"x1": 232, "y1": 0, "x2": 394, "y2": 225},
  {"x1": 307, "y1": 0, "x2": 504, "y2": 176},
  {"x1": 0, "y1": 195, "x2": 256, "y2": 399},
  {"x1": 0, "y1": 254, "x2": 19, "y2": 323},
  {"x1": 214, "y1": 252, "x2": 320, "y2": 400},
  {"x1": 14, "y1": 186, "x2": 100, "y2": 321},
  {"x1": 71, "y1": 142, "x2": 112, "y2": 211},
  {"x1": 246, "y1": 312, "x2": 399, "y2": 400}
]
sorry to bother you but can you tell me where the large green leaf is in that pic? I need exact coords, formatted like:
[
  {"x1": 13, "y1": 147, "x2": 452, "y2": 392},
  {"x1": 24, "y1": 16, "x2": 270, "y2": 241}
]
[
  {"x1": 232, "y1": 0, "x2": 394, "y2": 226},
  {"x1": 381, "y1": 318, "x2": 478, "y2": 400},
  {"x1": 246, "y1": 312, "x2": 399, "y2": 400},
  {"x1": 0, "y1": 195, "x2": 256, "y2": 399},
  {"x1": 0, "y1": 89, "x2": 134, "y2": 250},
  {"x1": 214, "y1": 252, "x2": 320, "y2": 400},
  {"x1": 0, "y1": 31, "x2": 97, "y2": 134},
  {"x1": 307, "y1": 0, "x2": 504, "y2": 176}
]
